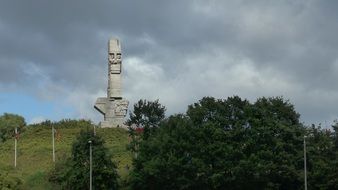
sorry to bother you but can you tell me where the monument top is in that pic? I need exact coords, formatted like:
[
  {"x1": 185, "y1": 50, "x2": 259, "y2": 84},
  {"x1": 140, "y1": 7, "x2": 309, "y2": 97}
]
[{"x1": 108, "y1": 38, "x2": 121, "y2": 53}]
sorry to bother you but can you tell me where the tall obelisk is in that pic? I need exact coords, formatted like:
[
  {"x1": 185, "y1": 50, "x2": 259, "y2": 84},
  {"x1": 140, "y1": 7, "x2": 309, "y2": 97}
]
[{"x1": 94, "y1": 38, "x2": 129, "y2": 128}]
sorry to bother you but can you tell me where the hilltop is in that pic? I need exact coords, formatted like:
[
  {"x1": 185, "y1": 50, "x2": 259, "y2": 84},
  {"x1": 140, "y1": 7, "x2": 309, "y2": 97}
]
[{"x1": 0, "y1": 123, "x2": 132, "y2": 189}]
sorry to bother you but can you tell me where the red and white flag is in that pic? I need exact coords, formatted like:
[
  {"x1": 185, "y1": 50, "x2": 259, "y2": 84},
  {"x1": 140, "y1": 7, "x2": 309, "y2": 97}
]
[
  {"x1": 14, "y1": 128, "x2": 19, "y2": 140},
  {"x1": 54, "y1": 128, "x2": 61, "y2": 142}
]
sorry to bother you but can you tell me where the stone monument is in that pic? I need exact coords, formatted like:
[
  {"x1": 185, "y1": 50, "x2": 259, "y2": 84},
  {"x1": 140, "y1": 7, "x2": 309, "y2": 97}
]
[{"x1": 94, "y1": 38, "x2": 129, "y2": 128}]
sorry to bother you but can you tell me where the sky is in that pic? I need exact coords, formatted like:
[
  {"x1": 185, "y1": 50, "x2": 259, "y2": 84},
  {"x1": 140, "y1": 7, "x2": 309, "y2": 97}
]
[{"x1": 0, "y1": 0, "x2": 338, "y2": 126}]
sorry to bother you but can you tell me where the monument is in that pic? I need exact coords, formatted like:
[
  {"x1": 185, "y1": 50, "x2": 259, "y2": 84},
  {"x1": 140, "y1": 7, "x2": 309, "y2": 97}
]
[{"x1": 94, "y1": 38, "x2": 129, "y2": 128}]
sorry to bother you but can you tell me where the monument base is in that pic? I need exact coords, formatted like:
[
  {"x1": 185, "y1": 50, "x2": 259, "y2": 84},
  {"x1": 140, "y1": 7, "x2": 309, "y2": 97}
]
[
  {"x1": 99, "y1": 120, "x2": 129, "y2": 129},
  {"x1": 94, "y1": 97, "x2": 129, "y2": 128}
]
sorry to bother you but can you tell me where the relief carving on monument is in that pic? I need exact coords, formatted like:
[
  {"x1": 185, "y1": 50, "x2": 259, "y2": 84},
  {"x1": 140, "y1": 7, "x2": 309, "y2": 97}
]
[
  {"x1": 114, "y1": 100, "x2": 129, "y2": 116},
  {"x1": 109, "y1": 53, "x2": 122, "y2": 73}
]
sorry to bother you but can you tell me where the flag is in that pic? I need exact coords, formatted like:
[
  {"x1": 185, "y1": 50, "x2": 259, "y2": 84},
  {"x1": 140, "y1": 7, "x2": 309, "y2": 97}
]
[
  {"x1": 135, "y1": 127, "x2": 144, "y2": 134},
  {"x1": 14, "y1": 128, "x2": 20, "y2": 140},
  {"x1": 55, "y1": 129, "x2": 61, "y2": 142}
]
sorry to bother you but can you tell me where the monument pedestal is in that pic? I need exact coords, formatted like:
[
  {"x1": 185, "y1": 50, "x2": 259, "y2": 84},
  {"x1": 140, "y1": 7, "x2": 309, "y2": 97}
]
[
  {"x1": 95, "y1": 98, "x2": 129, "y2": 128},
  {"x1": 99, "y1": 121, "x2": 128, "y2": 129}
]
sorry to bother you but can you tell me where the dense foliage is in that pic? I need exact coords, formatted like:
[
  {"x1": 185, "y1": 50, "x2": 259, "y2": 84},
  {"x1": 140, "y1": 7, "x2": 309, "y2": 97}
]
[
  {"x1": 128, "y1": 96, "x2": 338, "y2": 190},
  {"x1": 127, "y1": 99, "x2": 166, "y2": 155},
  {"x1": 305, "y1": 124, "x2": 338, "y2": 189},
  {"x1": 0, "y1": 165, "x2": 23, "y2": 190},
  {"x1": 49, "y1": 129, "x2": 119, "y2": 190},
  {"x1": 126, "y1": 99, "x2": 166, "y2": 129},
  {"x1": 1, "y1": 97, "x2": 337, "y2": 189},
  {"x1": 0, "y1": 113, "x2": 26, "y2": 142}
]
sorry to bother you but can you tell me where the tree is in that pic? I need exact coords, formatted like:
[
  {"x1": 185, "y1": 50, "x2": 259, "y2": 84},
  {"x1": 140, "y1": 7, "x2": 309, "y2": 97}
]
[
  {"x1": 49, "y1": 129, "x2": 119, "y2": 190},
  {"x1": 129, "y1": 115, "x2": 206, "y2": 189},
  {"x1": 126, "y1": 99, "x2": 166, "y2": 129},
  {"x1": 187, "y1": 96, "x2": 250, "y2": 129},
  {"x1": 0, "y1": 113, "x2": 26, "y2": 142},
  {"x1": 328, "y1": 121, "x2": 338, "y2": 189},
  {"x1": 305, "y1": 124, "x2": 338, "y2": 189},
  {"x1": 129, "y1": 96, "x2": 307, "y2": 189},
  {"x1": 126, "y1": 99, "x2": 166, "y2": 155},
  {"x1": 240, "y1": 97, "x2": 304, "y2": 189}
]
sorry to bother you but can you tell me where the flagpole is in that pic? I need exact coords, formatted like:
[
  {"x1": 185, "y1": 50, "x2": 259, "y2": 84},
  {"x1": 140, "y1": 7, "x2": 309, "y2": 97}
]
[
  {"x1": 14, "y1": 127, "x2": 17, "y2": 168},
  {"x1": 52, "y1": 125, "x2": 55, "y2": 162},
  {"x1": 304, "y1": 135, "x2": 307, "y2": 190},
  {"x1": 89, "y1": 140, "x2": 93, "y2": 190}
]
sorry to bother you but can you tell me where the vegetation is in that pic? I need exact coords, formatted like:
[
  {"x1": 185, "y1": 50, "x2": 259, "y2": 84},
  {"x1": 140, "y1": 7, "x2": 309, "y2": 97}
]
[
  {"x1": 0, "y1": 96, "x2": 337, "y2": 189},
  {"x1": 49, "y1": 130, "x2": 119, "y2": 189},
  {"x1": 0, "y1": 165, "x2": 23, "y2": 190},
  {"x1": 0, "y1": 113, "x2": 26, "y2": 142},
  {"x1": 0, "y1": 119, "x2": 131, "y2": 189},
  {"x1": 126, "y1": 99, "x2": 166, "y2": 156},
  {"x1": 128, "y1": 97, "x2": 338, "y2": 190},
  {"x1": 126, "y1": 99, "x2": 166, "y2": 129},
  {"x1": 305, "y1": 124, "x2": 338, "y2": 189}
]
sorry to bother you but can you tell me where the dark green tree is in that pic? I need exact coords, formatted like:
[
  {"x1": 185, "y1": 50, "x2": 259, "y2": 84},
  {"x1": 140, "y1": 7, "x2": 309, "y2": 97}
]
[
  {"x1": 328, "y1": 121, "x2": 338, "y2": 189},
  {"x1": 126, "y1": 99, "x2": 166, "y2": 155},
  {"x1": 0, "y1": 113, "x2": 26, "y2": 142},
  {"x1": 305, "y1": 124, "x2": 338, "y2": 189},
  {"x1": 129, "y1": 115, "x2": 207, "y2": 189},
  {"x1": 239, "y1": 97, "x2": 304, "y2": 189},
  {"x1": 126, "y1": 99, "x2": 166, "y2": 129},
  {"x1": 187, "y1": 96, "x2": 250, "y2": 129},
  {"x1": 129, "y1": 96, "x2": 307, "y2": 189},
  {"x1": 49, "y1": 130, "x2": 119, "y2": 190}
]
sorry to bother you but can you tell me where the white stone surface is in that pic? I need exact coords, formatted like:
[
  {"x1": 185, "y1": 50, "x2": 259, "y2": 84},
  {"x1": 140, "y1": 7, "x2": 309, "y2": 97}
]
[
  {"x1": 108, "y1": 38, "x2": 122, "y2": 98},
  {"x1": 94, "y1": 38, "x2": 129, "y2": 128}
]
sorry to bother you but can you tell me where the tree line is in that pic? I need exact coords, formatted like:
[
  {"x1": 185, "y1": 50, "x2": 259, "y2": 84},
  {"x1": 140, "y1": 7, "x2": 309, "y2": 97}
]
[
  {"x1": 0, "y1": 96, "x2": 337, "y2": 189},
  {"x1": 127, "y1": 97, "x2": 337, "y2": 190}
]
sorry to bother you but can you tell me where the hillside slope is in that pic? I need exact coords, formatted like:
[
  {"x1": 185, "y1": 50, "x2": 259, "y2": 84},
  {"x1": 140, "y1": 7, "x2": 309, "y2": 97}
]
[{"x1": 0, "y1": 126, "x2": 132, "y2": 189}]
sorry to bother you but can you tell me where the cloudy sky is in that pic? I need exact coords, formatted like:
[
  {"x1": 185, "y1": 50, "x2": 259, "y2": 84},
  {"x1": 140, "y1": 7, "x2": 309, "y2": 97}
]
[{"x1": 0, "y1": 0, "x2": 338, "y2": 126}]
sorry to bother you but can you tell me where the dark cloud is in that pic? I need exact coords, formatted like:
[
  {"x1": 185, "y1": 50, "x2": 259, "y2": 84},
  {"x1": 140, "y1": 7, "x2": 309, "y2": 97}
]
[{"x1": 0, "y1": 0, "x2": 338, "y2": 125}]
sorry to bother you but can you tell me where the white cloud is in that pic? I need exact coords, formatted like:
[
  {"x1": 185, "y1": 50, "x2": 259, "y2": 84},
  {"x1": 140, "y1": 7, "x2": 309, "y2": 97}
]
[{"x1": 1, "y1": 0, "x2": 338, "y2": 126}]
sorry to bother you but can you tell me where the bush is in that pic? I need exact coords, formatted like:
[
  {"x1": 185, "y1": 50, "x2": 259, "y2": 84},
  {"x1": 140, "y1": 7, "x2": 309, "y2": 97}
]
[
  {"x1": 0, "y1": 166, "x2": 23, "y2": 190},
  {"x1": 49, "y1": 129, "x2": 119, "y2": 190},
  {"x1": 0, "y1": 113, "x2": 26, "y2": 142}
]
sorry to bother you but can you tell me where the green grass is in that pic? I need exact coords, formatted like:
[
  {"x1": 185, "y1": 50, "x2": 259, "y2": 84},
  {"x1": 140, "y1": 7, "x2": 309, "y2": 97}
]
[{"x1": 0, "y1": 126, "x2": 132, "y2": 189}]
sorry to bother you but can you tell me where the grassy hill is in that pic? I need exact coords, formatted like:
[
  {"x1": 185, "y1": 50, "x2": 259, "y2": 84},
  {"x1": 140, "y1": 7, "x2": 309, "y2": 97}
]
[{"x1": 0, "y1": 125, "x2": 132, "y2": 189}]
